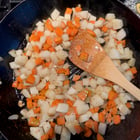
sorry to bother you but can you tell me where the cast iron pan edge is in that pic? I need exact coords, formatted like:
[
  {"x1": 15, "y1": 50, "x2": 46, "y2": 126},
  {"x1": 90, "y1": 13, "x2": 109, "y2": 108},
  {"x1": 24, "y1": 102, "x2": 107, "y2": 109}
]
[{"x1": 0, "y1": 0, "x2": 140, "y2": 140}]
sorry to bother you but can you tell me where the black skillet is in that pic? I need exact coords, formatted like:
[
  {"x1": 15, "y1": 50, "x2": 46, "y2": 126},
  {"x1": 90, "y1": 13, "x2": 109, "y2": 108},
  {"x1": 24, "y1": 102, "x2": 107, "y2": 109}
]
[{"x1": 0, "y1": 0, "x2": 140, "y2": 139}]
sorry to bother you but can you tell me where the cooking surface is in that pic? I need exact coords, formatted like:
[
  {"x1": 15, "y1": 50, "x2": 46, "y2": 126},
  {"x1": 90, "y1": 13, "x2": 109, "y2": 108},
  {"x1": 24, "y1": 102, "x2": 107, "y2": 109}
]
[{"x1": 0, "y1": 0, "x2": 140, "y2": 140}]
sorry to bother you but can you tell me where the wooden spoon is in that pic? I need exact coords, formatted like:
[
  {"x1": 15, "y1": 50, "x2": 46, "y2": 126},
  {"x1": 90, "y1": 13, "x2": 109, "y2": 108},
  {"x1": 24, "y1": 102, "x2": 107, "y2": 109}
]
[{"x1": 69, "y1": 30, "x2": 140, "y2": 100}]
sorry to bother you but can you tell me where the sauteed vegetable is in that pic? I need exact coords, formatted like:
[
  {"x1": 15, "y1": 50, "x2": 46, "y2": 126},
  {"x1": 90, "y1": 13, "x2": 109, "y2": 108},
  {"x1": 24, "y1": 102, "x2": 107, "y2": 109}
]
[{"x1": 9, "y1": 5, "x2": 137, "y2": 140}]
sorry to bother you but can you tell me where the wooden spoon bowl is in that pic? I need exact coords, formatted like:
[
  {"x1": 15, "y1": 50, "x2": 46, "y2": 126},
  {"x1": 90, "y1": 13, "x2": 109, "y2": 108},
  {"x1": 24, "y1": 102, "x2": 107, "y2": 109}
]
[{"x1": 69, "y1": 30, "x2": 140, "y2": 100}]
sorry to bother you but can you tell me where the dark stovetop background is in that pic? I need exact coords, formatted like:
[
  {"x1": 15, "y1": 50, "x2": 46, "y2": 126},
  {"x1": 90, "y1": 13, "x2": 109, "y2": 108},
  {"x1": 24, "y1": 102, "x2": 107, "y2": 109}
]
[
  {"x1": 0, "y1": 0, "x2": 139, "y2": 140},
  {"x1": 0, "y1": 2, "x2": 23, "y2": 140},
  {"x1": 0, "y1": 0, "x2": 23, "y2": 20}
]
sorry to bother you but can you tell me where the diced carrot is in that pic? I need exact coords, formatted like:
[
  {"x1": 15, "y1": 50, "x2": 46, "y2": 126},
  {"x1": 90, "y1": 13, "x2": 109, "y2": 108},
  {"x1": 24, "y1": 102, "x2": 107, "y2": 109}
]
[
  {"x1": 12, "y1": 81, "x2": 18, "y2": 88},
  {"x1": 65, "y1": 8, "x2": 72, "y2": 15},
  {"x1": 75, "y1": 22, "x2": 80, "y2": 28},
  {"x1": 66, "y1": 27, "x2": 71, "y2": 35},
  {"x1": 23, "y1": 52, "x2": 27, "y2": 56},
  {"x1": 49, "y1": 47, "x2": 55, "y2": 52},
  {"x1": 89, "y1": 20, "x2": 95, "y2": 24},
  {"x1": 45, "y1": 62, "x2": 51, "y2": 67},
  {"x1": 69, "y1": 36, "x2": 74, "y2": 41},
  {"x1": 101, "y1": 26, "x2": 108, "y2": 32},
  {"x1": 74, "y1": 125, "x2": 83, "y2": 134},
  {"x1": 28, "y1": 117, "x2": 40, "y2": 127},
  {"x1": 74, "y1": 16, "x2": 80, "y2": 28},
  {"x1": 37, "y1": 31, "x2": 44, "y2": 37},
  {"x1": 41, "y1": 134, "x2": 49, "y2": 140},
  {"x1": 51, "y1": 99, "x2": 64, "y2": 107},
  {"x1": 45, "y1": 19, "x2": 54, "y2": 32},
  {"x1": 87, "y1": 29, "x2": 96, "y2": 37},
  {"x1": 102, "y1": 109, "x2": 106, "y2": 115},
  {"x1": 89, "y1": 107, "x2": 99, "y2": 113},
  {"x1": 92, "y1": 121, "x2": 99, "y2": 133},
  {"x1": 126, "y1": 102, "x2": 131, "y2": 108},
  {"x1": 79, "y1": 51, "x2": 89, "y2": 62},
  {"x1": 37, "y1": 31, "x2": 44, "y2": 38},
  {"x1": 69, "y1": 28, "x2": 78, "y2": 37},
  {"x1": 99, "y1": 112, "x2": 105, "y2": 123},
  {"x1": 127, "y1": 67, "x2": 137, "y2": 74},
  {"x1": 17, "y1": 82, "x2": 25, "y2": 90},
  {"x1": 56, "y1": 68, "x2": 65, "y2": 74},
  {"x1": 54, "y1": 36, "x2": 62, "y2": 44},
  {"x1": 27, "y1": 98, "x2": 33, "y2": 109},
  {"x1": 55, "y1": 27, "x2": 63, "y2": 37},
  {"x1": 46, "y1": 36, "x2": 53, "y2": 46},
  {"x1": 84, "y1": 127, "x2": 92, "y2": 137},
  {"x1": 75, "y1": 6, "x2": 82, "y2": 12},
  {"x1": 29, "y1": 34, "x2": 40, "y2": 42},
  {"x1": 57, "y1": 117, "x2": 65, "y2": 125},
  {"x1": 37, "y1": 95, "x2": 46, "y2": 100},
  {"x1": 77, "y1": 90, "x2": 88, "y2": 101},
  {"x1": 106, "y1": 100, "x2": 116, "y2": 109},
  {"x1": 40, "y1": 89, "x2": 47, "y2": 96},
  {"x1": 33, "y1": 107, "x2": 41, "y2": 114},
  {"x1": 113, "y1": 115, "x2": 121, "y2": 125},
  {"x1": 97, "y1": 133, "x2": 104, "y2": 140},
  {"x1": 29, "y1": 31, "x2": 43, "y2": 42},
  {"x1": 44, "y1": 81, "x2": 50, "y2": 90},
  {"x1": 16, "y1": 76, "x2": 22, "y2": 82},
  {"x1": 110, "y1": 107, "x2": 118, "y2": 115},
  {"x1": 72, "y1": 74, "x2": 81, "y2": 81},
  {"x1": 85, "y1": 88, "x2": 92, "y2": 97},
  {"x1": 26, "y1": 74, "x2": 35, "y2": 84},
  {"x1": 98, "y1": 17, "x2": 105, "y2": 22},
  {"x1": 32, "y1": 95, "x2": 45, "y2": 101},
  {"x1": 32, "y1": 68, "x2": 37, "y2": 75},
  {"x1": 108, "y1": 90, "x2": 118, "y2": 100},
  {"x1": 50, "y1": 121, "x2": 56, "y2": 128},
  {"x1": 42, "y1": 43, "x2": 50, "y2": 50},
  {"x1": 66, "y1": 99, "x2": 73, "y2": 107},
  {"x1": 66, "y1": 111, "x2": 71, "y2": 115},
  {"x1": 57, "y1": 60, "x2": 65, "y2": 66},
  {"x1": 67, "y1": 21, "x2": 75, "y2": 28},
  {"x1": 35, "y1": 57, "x2": 44, "y2": 65},
  {"x1": 63, "y1": 80, "x2": 70, "y2": 86},
  {"x1": 85, "y1": 119, "x2": 95, "y2": 129},
  {"x1": 32, "y1": 102, "x2": 38, "y2": 107},
  {"x1": 64, "y1": 68, "x2": 70, "y2": 75},
  {"x1": 33, "y1": 45, "x2": 40, "y2": 53},
  {"x1": 48, "y1": 127, "x2": 55, "y2": 139},
  {"x1": 122, "y1": 40, "x2": 126, "y2": 46}
]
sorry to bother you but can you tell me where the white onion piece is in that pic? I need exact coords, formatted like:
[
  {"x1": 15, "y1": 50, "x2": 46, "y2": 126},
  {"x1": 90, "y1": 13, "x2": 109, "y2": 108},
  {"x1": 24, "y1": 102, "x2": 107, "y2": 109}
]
[
  {"x1": 56, "y1": 103, "x2": 69, "y2": 113},
  {"x1": 8, "y1": 114, "x2": 19, "y2": 120},
  {"x1": 98, "y1": 123, "x2": 107, "y2": 135},
  {"x1": 0, "y1": 56, "x2": 4, "y2": 62},
  {"x1": 60, "y1": 127, "x2": 71, "y2": 140},
  {"x1": 30, "y1": 127, "x2": 44, "y2": 140}
]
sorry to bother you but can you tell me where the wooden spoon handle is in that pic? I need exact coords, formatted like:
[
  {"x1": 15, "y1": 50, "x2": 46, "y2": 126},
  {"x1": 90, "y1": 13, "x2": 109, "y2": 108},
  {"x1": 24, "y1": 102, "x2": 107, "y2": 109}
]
[
  {"x1": 91, "y1": 56, "x2": 140, "y2": 100},
  {"x1": 108, "y1": 68, "x2": 140, "y2": 100}
]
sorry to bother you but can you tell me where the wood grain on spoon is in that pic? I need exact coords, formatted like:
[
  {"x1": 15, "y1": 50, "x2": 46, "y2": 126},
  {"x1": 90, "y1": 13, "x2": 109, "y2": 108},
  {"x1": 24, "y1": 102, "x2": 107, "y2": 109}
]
[{"x1": 69, "y1": 30, "x2": 140, "y2": 100}]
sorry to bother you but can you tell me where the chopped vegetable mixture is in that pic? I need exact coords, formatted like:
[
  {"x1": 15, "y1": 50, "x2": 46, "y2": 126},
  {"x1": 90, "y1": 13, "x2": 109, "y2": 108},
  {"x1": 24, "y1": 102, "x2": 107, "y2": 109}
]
[{"x1": 9, "y1": 5, "x2": 137, "y2": 140}]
